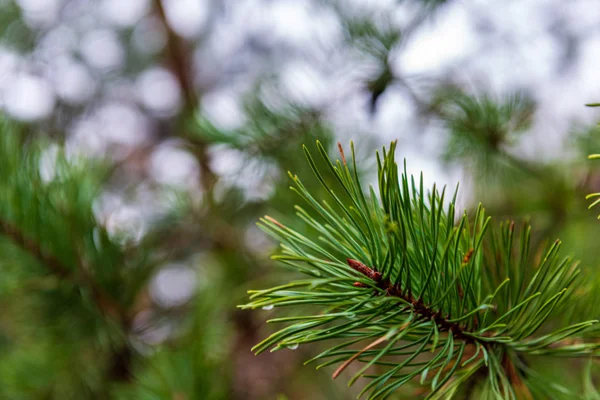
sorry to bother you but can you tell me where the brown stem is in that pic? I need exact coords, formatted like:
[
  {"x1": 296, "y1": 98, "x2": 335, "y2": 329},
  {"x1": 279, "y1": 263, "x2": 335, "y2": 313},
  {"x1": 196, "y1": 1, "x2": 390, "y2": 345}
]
[
  {"x1": 151, "y1": 4, "x2": 290, "y2": 398},
  {"x1": 0, "y1": 217, "x2": 134, "y2": 384},
  {"x1": 153, "y1": 0, "x2": 216, "y2": 195},
  {"x1": 382, "y1": 279, "x2": 475, "y2": 343},
  {"x1": 347, "y1": 259, "x2": 475, "y2": 343},
  {"x1": 153, "y1": 0, "x2": 197, "y2": 107},
  {"x1": 347, "y1": 259, "x2": 590, "y2": 397},
  {"x1": 0, "y1": 218, "x2": 70, "y2": 278},
  {"x1": 502, "y1": 353, "x2": 533, "y2": 400},
  {"x1": 0, "y1": 217, "x2": 126, "y2": 320}
]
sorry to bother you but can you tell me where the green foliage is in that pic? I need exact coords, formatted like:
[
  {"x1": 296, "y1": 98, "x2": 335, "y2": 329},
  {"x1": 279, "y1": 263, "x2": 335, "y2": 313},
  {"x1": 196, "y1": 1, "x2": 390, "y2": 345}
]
[
  {"x1": 585, "y1": 104, "x2": 600, "y2": 216},
  {"x1": 0, "y1": 2, "x2": 36, "y2": 51},
  {"x1": 0, "y1": 120, "x2": 123, "y2": 397},
  {"x1": 586, "y1": 103, "x2": 600, "y2": 219},
  {"x1": 586, "y1": 153, "x2": 600, "y2": 217},
  {"x1": 0, "y1": 119, "x2": 181, "y2": 398},
  {"x1": 435, "y1": 87, "x2": 535, "y2": 173},
  {"x1": 243, "y1": 141, "x2": 600, "y2": 399},
  {"x1": 115, "y1": 285, "x2": 232, "y2": 400}
]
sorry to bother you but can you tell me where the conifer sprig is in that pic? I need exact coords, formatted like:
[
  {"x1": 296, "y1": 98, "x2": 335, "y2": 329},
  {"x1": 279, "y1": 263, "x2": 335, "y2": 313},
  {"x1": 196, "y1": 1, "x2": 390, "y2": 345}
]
[
  {"x1": 586, "y1": 154, "x2": 600, "y2": 216},
  {"x1": 243, "y1": 141, "x2": 600, "y2": 399}
]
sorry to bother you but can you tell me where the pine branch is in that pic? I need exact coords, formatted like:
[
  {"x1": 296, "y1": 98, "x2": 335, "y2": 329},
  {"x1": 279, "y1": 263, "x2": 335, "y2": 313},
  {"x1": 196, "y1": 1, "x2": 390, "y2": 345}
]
[
  {"x1": 0, "y1": 215, "x2": 126, "y2": 322},
  {"x1": 0, "y1": 217, "x2": 70, "y2": 278},
  {"x1": 0, "y1": 124, "x2": 131, "y2": 322},
  {"x1": 346, "y1": 258, "x2": 474, "y2": 343},
  {"x1": 586, "y1": 154, "x2": 600, "y2": 216},
  {"x1": 153, "y1": 0, "x2": 216, "y2": 195},
  {"x1": 0, "y1": 124, "x2": 149, "y2": 390},
  {"x1": 243, "y1": 141, "x2": 600, "y2": 399}
]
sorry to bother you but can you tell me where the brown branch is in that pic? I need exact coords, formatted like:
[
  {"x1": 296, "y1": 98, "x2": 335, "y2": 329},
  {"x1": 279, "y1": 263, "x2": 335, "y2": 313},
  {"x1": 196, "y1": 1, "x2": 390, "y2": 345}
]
[
  {"x1": 0, "y1": 217, "x2": 125, "y2": 321},
  {"x1": 502, "y1": 353, "x2": 533, "y2": 400},
  {"x1": 0, "y1": 218, "x2": 70, "y2": 278},
  {"x1": 153, "y1": 0, "x2": 216, "y2": 195},
  {"x1": 347, "y1": 259, "x2": 476, "y2": 344},
  {"x1": 0, "y1": 216, "x2": 134, "y2": 384},
  {"x1": 345, "y1": 259, "x2": 592, "y2": 397},
  {"x1": 153, "y1": 0, "x2": 197, "y2": 108},
  {"x1": 386, "y1": 282, "x2": 475, "y2": 343}
]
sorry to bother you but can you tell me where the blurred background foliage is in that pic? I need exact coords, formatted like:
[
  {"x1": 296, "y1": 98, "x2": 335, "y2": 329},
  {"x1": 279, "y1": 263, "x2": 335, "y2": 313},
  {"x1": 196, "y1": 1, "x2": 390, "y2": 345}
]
[{"x1": 0, "y1": 0, "x2": 598, "y2": 399}]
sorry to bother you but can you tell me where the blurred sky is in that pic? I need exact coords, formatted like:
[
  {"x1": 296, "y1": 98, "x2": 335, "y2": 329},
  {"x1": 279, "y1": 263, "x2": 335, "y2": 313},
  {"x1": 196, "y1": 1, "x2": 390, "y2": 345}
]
[{"x1": 0, "y1": 0, "x2": 599, "y2": 199}]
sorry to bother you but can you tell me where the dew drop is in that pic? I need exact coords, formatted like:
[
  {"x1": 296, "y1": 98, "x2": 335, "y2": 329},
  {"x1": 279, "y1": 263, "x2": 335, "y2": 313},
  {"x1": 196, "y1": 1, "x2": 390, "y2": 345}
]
[
  {"x1": 262, "y1": 305, "x2": 274, "y2": 310},
  {"x1": 287, "y1": 343, "x2": 299, "y2": 350}
]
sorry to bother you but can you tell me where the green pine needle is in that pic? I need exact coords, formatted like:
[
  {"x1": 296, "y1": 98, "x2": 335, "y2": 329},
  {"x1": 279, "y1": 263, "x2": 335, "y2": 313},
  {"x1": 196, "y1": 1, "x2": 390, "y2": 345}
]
[{"x1": 244, "y1": 141, "x2": 600, "y2": 399}]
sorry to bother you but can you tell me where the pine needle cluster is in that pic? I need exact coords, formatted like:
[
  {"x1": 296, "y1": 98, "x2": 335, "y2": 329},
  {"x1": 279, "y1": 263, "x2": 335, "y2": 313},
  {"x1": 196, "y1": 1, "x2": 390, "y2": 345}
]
[{"x1": 243, "y1": 141, "x2": 600, "y2": 399}]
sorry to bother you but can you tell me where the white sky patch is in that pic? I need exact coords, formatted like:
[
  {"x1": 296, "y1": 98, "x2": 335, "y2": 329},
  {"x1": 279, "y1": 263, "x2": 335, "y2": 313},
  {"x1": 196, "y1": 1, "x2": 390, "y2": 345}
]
[
  {"x1": 202, "y1": 90, "x2": 247, "y2": 131},
  {"x1": 328, "y1": 91, "x2": 374, "y2": 141},
  {"x1": 3, "y1": 0, "x2": 600, "y2": 210},
  {"x1": 576, "y1": 35, "x2": 600, "y2": 104},
  {"x1": 162, "y1": 0, "x2": 209, "y2": 39},
  {"x1": 201, "y1": 20, "x2": 244, "y2": 64},
  {"x1": 208, "y1": 145, "x2": 246, "y2": 177},
  {"x1": 68, "y1": 117, "x2": 110, "y2": 157},
  {"x1": 398, "y1": 147, "x2": 461, "y2": 203},
  {"x1": 16, "y1": 0, "x2": 57, "y2": 13},
  {"x1": 475, "y1": 0, "x2": 545, "y2": 38},
  {"x1": 80, "y1": 29, "x2": 125, "y2": 71},
  {"x1": 3, "y1": 74, "x2": 55, "y2": 121},
  {"x1": 454, "y1": 1, "x2": 556, "y2": 92},
  {"x1": 136, "y1": 67, "x2": 181, "y2": 117},
  {"x1": 258, "y1": 0, "x2": 343, "y2": 50},
  {"x1": 150, "y1": 264, "x2": 198, "y2": 308},
  {"x1": 372, "y1": 87, "x2": 418, "y2": 142},
  {"x1": 131, "y1": 17, "x2": 167, "y2": 55},
  {"x1": 94, "y1": 102, "x2": 150, "y2": 146},
  {"x1": 396, "y1": 4, "x2": 478, "y2": 75},
  {"x1": 268, "y1": 1, "x2": 314, "y2": 45},
  {"x1": 209, "y1": 144, "x2": 278, "y2": 202},
  {"x1": 149, "y1": 143, "x2": 200, "y2": 188},
  {"x1": 507, "y1": 34, "x2": 556, "y2": 88},
  {"x1": 565, "y1": 0, "x2": 600, "y2": 27},
  {"x1": 101, "y1": 0, "x2": 149, "y2": 27},
  {"x1": 343, "y1": 0, "x2": 396, "y2": 14},
  {"x1": 51, "y1": 57, "x2": 96, "y2": 104},
  {"x1": 280, "y1": 62, "x2": 329, "y2": 108},
  {"x1": 38, "y1": 25, "x2": 78, "y2": 59},
  {"x1": 17, "y1": 0, "x2": 61, "y2": 27}
]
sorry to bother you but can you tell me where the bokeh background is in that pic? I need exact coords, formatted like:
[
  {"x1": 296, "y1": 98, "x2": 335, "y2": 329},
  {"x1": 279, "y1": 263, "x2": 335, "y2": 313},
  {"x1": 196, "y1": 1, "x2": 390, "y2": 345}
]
[{"x1": 0, "y1": 0, "x2": 599, "y2": 399}]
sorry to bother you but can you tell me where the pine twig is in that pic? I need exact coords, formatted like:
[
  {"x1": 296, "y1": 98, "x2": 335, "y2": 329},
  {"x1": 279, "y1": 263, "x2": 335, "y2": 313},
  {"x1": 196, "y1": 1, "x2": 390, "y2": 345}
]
[
  {"x1": 0, "y1": 218, "x2": 70, "y2": 278},
  {"x1": 246, "y1": 142, "x2": 600, "y2": 398},
  {"x1": 347, "y1": 259, "x2": 476, "y2": 344},
  {"x1": 0, "y1": 217, "x2": 125, "y2": 321},
  {"x1": 153, "y1": 0, "x2": 216, "y2": 195}
]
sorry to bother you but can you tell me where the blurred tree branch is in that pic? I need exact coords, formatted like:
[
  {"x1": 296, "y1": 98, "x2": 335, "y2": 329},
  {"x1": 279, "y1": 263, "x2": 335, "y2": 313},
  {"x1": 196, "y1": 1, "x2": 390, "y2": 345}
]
[{"x1": 153, "y1": 0, "x2": 216, "y2": 197}]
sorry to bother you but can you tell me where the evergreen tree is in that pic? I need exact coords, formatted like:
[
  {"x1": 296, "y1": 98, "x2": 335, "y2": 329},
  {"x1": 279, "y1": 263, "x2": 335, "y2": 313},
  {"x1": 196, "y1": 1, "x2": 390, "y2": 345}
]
[{"x1": 0, "y1": 0, "x2": 598, "y2": 399}]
